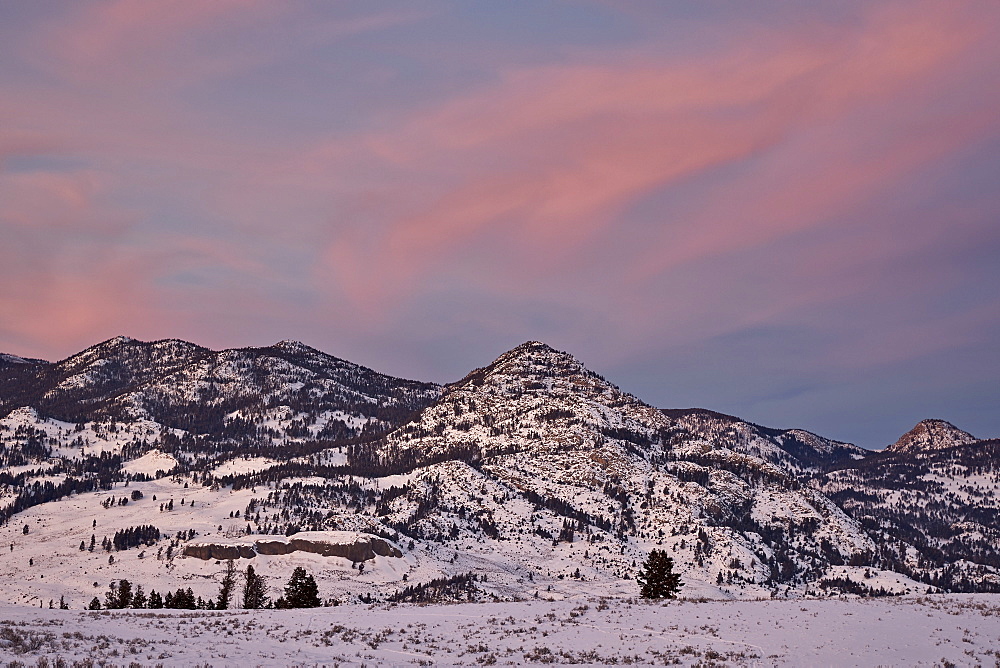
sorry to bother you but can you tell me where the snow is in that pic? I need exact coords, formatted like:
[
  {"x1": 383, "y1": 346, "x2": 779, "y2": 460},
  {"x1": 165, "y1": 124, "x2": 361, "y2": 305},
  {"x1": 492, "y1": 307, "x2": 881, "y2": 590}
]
[
  {"x1": 211, "y1": 457, "x2": 279, "y2": 477},
  {"x1": 0, "y1": 353, "x2": 44, "y2": 364},
  {"x1": 122, "y1": 450, "x2": 178, "y2": 477},
  {"x1": 1, "y1": 407, "x2": 182, "y2": 459},
  {"x1": 0, "y1": 595, "x2": 997, "y2": 666}
]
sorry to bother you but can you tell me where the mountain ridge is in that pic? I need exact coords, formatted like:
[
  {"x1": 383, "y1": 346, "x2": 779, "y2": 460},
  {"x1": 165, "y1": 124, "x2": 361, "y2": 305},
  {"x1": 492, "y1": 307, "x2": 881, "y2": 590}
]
[{"x1": 0, "y1": 336, "x2": 996, "y2": 606}]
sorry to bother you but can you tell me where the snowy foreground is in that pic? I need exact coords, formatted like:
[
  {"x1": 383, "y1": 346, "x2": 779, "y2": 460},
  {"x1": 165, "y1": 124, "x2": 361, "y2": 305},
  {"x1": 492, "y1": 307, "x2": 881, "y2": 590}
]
[{"x1": 1, "y1": 596, "x2": 998, "y2": 667}]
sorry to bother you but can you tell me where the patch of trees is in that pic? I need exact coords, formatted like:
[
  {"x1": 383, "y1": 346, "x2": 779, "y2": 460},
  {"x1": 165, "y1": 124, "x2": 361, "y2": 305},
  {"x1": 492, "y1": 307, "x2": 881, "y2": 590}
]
[
  {"x1": 111, "y1": 525, "x2": 160, "y2": 551},
  {"x1": 519, "y1": 487, "x2": 613, "y2": 534},
  {"x1": 95, "y1": 580, "x2": 203, "y2": 610},
  {"x1": 0, "y1": 476, "x2": 98, "y2": 525},
  {"x1": 817, "y1": 577, "x2": 900, "y2": 597},
  {"x1": 387, "y1": 573, "x2": 483, "y2": 603}
]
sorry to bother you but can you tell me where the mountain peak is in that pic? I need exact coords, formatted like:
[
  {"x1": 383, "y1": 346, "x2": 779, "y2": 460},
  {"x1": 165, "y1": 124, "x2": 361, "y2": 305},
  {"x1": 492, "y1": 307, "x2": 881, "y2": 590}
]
[
  {"x1": 94, "y1": 335, "x2": 139, "y2": 349},
  {"x1": 444, "y1": 340, "x2": 622, "y2": 404},
  {"x1": 512, "y1": 340, "x2": 554, "y2": 352},
  {"x1": 887, "y1": 419, "x2": 977, "y2": 453},
  {"x1": 0, "y1": 352, "x2": 48, "y2": 365},
  {"x1": 270, "y1": 339, "x2": 317, "y2": 354}
]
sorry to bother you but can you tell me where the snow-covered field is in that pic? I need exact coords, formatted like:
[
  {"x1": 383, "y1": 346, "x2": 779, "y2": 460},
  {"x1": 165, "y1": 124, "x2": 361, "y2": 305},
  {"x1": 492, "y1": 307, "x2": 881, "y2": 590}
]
[{"x1": 0, "y1": 595, "x2": 997, "y2": 667}]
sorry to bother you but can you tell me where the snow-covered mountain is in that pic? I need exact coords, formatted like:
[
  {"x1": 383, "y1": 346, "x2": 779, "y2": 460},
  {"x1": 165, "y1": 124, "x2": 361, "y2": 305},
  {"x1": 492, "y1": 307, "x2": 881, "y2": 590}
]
[
  {"x1": 0, "y1": 353, "x2": 48, "y2": 365},
  {"x1": 660, "y1": 407, "x2": 866, "y2": 475},
  {"x1": 0, "y1": 337, "x2": 996, "y2": 609},
  {"x1": 0, "y1": 336, "x2": 440, "y2": 459},
  {"x1": 886, "y1": 418, "x2": 977, "y2": 453}
]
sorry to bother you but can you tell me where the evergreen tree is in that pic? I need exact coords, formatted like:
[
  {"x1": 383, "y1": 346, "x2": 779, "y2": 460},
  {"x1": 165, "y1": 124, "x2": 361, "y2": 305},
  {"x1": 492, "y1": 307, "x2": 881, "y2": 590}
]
[
  {"x1": 87, "y1": 597, "x2": 101, "y2": 610},
  {"x1": 242, "y1": 564, "x2": 268, "y2": 609},
  {"x1": 636, "y1": 549, "x2": 683, "y2": 599},
  {"x1": 148, "y1": 590, "x2": 163, "y2": 609},
  {"x1": 105, "y1": 579, "x2": 132, "y2": 609},
  {"x1": 131, "y1": 585, "x2": 147, "y2": 609},
  {"x1": 281, "y1": 567, "x2": 321, "y2": 608},
  {"x1": 217, "y1": 559, "x2": 237, "y2": 610},
  {"x1": 169, "y1": 587, "x2": 197, "y2": 609}
]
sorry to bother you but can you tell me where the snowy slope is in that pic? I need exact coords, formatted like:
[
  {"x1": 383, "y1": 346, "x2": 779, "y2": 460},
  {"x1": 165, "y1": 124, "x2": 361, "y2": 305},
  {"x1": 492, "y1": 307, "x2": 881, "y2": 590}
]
[
  {"x1": 0, "y1": 337, "x2": 997, "y2": 609},
  {"x1": 0, "y1": 595, "x2": 998, "y2": 667}
]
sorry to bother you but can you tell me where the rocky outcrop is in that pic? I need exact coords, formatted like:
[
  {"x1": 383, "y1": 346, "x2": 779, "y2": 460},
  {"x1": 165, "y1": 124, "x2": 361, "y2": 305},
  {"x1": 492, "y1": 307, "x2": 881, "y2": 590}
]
[
  {"x1": 182, "y1": 543, "x2": 257, "y2": 560},
  {"x1": 289, "y1": 536, "x2": 402, "y2": 561},
  {"x1": 183, "y1": 533, "x2": 403, "y2": 561},
  {"x1": 254, "y1": 540, "x2": 295, "y2": 556}
]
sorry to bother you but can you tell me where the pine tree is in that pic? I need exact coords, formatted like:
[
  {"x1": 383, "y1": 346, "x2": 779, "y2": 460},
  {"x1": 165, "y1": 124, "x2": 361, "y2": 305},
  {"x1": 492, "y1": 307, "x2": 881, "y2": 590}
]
[
  {"x1": 281, "y1": 567, "x2": 321, "y2": 608},
  {"x1": 242, "y1": 564, "x2": 268, "y2": 609},
  {"x1": 87, "y1": 597, "x2": 101, "y2": 610},
  {"x1": 636, "y1": 549, "x2": 683, "y2": 599},
  {"x1": 105, "y1": 579, "x2": 132, "y2": 609},
  {"x1": 131, "y1": 585, "x2": 147, "y2": 609},
  {"x1": 217, "y1": 559, "x2": 237, "y2": 610}
]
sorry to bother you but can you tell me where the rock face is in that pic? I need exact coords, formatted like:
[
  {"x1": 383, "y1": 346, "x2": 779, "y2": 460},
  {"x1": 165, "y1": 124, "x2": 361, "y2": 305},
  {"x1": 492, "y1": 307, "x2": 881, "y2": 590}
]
[
  {"x1": 183, "y1": 533, "x2": 403, "y2": 562},
  {"x1": 182, "y1": 543, "x2": 257, "y2": 561},
  {"x1": 887, "y1": 419, "x2": 977, "y2": 453},
  {"x1": 288, "y1": 536, "x2": 402, "y2": 561}
]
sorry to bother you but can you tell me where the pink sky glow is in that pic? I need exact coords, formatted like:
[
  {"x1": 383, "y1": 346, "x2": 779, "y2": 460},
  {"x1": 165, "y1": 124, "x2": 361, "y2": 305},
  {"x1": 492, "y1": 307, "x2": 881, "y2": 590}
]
[{"x1": 1, "y1": 0, "x2": 998, "y2": 447}]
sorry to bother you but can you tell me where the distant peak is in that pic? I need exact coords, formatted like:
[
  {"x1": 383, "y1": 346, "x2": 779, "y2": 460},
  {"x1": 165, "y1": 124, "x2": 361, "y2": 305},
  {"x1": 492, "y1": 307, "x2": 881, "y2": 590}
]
[
  {"x1": 495, "y1": 341, "x2": 578, "y2": 368},
  {"x1": 272, "y1": 340, "x2": 318, "y2": 353},
  {"x1": 108, "y1": 335, "x2": 138, "y2": 345},
  {"x1": 92, "y1": 336, "x2": 206, "y2": 351},
  {"x1": 446, "y1": 339, "x2": 616, "y2": 397},
  {"x1": 507, "y1": 340, "x2": 561, "y2": 356},
  {"x1": 492, "y1": 340, "x2": 549, "y2": 355},
  {"x1": 888, "y1": 419, "x2": 977, "y2": 453},
  {"x1": 0, "y1": 352, "x2": 48, "y2": 365}
]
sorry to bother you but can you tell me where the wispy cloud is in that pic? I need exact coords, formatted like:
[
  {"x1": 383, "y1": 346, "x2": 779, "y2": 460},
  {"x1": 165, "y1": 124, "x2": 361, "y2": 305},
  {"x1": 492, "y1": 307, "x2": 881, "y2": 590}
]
[{"x1": 0, "y1": 0, "x2": 997, "y2": 443}]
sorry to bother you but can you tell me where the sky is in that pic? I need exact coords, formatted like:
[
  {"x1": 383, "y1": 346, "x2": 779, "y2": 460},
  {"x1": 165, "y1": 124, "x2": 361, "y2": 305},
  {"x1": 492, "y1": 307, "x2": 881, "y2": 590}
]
[{"x1": 1, "y1": 0, "x2": 998, "y2": 449}]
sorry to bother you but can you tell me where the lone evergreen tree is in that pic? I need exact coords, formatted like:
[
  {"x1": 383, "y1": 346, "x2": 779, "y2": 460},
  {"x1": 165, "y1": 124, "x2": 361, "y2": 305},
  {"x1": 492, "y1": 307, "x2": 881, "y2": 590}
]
[
  {"x1": 217, "y1": 559, "x2": 237, "y2": 609},
  {"x1": 636, "y1": 549, "x2": 683, "y2": 599},
  {"x1": 280, "y1": 566, "x2": 321, "y2": 608},
  {"x1": 242, "y1": 564, "x2": 268, "y2": 609}
]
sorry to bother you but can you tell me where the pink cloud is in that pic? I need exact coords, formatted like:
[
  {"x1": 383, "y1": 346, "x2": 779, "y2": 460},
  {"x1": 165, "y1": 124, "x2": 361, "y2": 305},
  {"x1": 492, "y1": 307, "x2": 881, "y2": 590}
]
[
  {"x1": 30, "y1": 0, "x2": 278, "y2": 89},
  {"x1": 318, "y1": 0, "x2": 998, "y2": 321},
  {"x1": 1, "y1": 0, "x2": 996, "y2": 373},
  {"x1": 0, "y1": 169, "x2": 133, "y2": 233}
]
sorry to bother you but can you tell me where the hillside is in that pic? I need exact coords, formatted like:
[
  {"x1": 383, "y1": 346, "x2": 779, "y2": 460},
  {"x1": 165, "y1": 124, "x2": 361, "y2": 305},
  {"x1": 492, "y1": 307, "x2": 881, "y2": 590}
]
[{"x1": 0, "y1": 337, "x2": 997, "y2": 609}]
